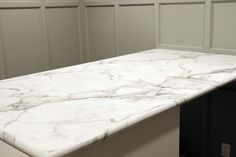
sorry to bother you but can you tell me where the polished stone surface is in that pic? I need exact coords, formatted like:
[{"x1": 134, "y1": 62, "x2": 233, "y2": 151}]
[{"x1": 1, "y1": 49, "x2": 236, "y2": 157}]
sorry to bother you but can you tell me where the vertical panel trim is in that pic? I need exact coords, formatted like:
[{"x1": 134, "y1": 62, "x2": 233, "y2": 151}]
[
  {"x1": 203, "y1": 0, "x2": 211, "y2": 52},
  {"x1": 114, "y1": 3, "x2": 120, "y2": 56},
  {"x1": 84, "y1": 6, "x2": 91, "y2": 61},
  {"x1": 79, "y1": 4, "x2": 88, "y2": 62},
  {"x1": 209, "y1": 1, "x2": 215, "y2": 50},
  {"x1": 159, "y1": 2, "x2": 163, "y2": 46},
  {"x1": 41, "y1": 0, "x2": 52, "y2": 69},
  {"x1": 204, "y1": 1, "x2": 212, "y2": 52},
  {"x1": 208, "y1": 1, "x2": 236, "y2": 54},
  {"x1": 0, "y1": 13, "x2": 8, "y2": 78},
  {"x1": 158, "y1": 2, "x2": 206, "y2": 50},
  {"x1": 154, "y1": 1, "x2": 160, "y2": 48},
  {"x1": 77, "y1": 6, "x2": 84, "y2": 63}
]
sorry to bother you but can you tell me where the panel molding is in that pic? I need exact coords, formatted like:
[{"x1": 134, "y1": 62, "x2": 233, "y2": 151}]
[
  {"x1": 159, "y1": 44, "x2": 204, "y2": 52},
  {"x1": 118, "y1": 3, "x2": 155, "y2": 54},
  {"x1": 0, "y1": 17, "x2": 7, "y2": 79},
  {"x1": 209, "y1": 0, "x2": 216, "y2": 50},
  {"x1": 0, "y1": 7, "x2": 50, "y2": 77},
  {"x1": 46, "y1": 6, "x2": 82, "y2": 68},
  {"x1": 83, "y1": 4, "x2": 90, "y2": 61},
  {"x1": 84, "y1": 2, "x2": 115, "y2": 6},
  {"x1": 114, "y1": 3, "x2": 120, "y2": 56},
  {"x1": 81, "y1": 0, "x2": 236, "y2": 57},
  {"x1": 0, "y1": 0, "x2": 82, "y2": 79},
  {"x1": 158, "y1": 0, "x2": 205, "y2": 4},
  {"x1": 0, "y1": 0, "x2": 236, "y2": 80},
  {"x1": 209, "y1": 48, "x2": 236, "y2": 55},
  {"x1": 45, "y1": 1, "x2": 80, "y2": 7},
  {"x1": 41, "y1": 0, "x2": 52, "y2": 69},
  {"x1": 84, "y1": 4, "x2": 116, "y2": 61},
  {"x1": 203, "y1": 0, "x2": 211, "y2": 52},
  {"x1": 44, "y1": 0, "x2": 82, "y2": 67},
  {"x1": 118, "y1": 0, "x2": 154, "y2": 5},
  {"x1": 0, "y1": 2, "x2": 41, "y2": 8},
  {"x1": 77, "y1": 6, "x2": 84, "y2": 63},
  {"x1": 158, "y1": 2, "x2": 205, "y2": 50},
  {"x1": 154, "y1": 1, "x2": 160, "y2": 48},
  {"x1": 209, "y1": 0, "x2": 236, "y2": 54},
  {"x1": 85, "y1": 4, "x2": 116, "y2": 61}
]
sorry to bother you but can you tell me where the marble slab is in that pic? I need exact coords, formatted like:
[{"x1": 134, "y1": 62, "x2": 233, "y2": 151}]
[{"x1": 1, "y1": 49, "x2": 236, "y2": 157}]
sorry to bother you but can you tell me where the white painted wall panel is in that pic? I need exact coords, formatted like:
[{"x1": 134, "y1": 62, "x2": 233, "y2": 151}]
[
  {"x1": 160, "y1": 3, "x2": 205, "y2": 48},
  {"x1": 211, "y1": 2, "x2": 236, "y2": 50},
  {"x1": 0, "y1": 0, "x2": 236, "y2": 80},
  {"x1": 46, "y1": 7, "x2": 82, "y2": 69},
  {"x1": 119, "y1": 5, "x2": 154, "y2": 55},
  {"x1": 0, "y1": 8, "x2": 49, "y2": 78},
  {"x1": 87, "y1": 6, "x2": 116, "y2": 61}
]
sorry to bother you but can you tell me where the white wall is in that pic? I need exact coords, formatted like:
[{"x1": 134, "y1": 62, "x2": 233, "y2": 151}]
[
  {"x1": 82, "y1": 0, "x2": 236, "y2": 61},
  {"x1": 0, "y1": 0, "x2": 82, "y2": 79},
  {"x1": 0, "y1": 0, "x2": 236, "y2": 79}
]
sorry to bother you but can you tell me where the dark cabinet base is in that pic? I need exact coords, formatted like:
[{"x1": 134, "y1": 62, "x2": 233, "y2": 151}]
[{"x1": 180, "y1": 81, "x2": 236, "y2": 157}]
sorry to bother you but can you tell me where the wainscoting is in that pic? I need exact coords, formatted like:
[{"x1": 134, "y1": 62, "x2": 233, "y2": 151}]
[
  {"x1": 0, "y1": 0, "x2": 83, "y2": 79},
  {"x1": 0, "y1": 0, "x2": 236, "y2": 79}
]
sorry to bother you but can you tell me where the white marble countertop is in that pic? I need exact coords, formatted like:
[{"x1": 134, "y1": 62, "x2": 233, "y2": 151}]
[{"x1": 1, "y1": 49, "x2": 236, "y2": 157}]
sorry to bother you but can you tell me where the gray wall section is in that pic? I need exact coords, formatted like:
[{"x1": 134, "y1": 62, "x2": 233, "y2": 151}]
[
  {"x1": 0, "y1": 1, "x2": 83, "y2": 79},
  {"x1": 86, "y1": 5, "x2": 117, "y2": 61},
  {"x1": 46, "y1": 7, "x2": 82, "y2": 68},
  {"x1": 160, "y1": 3, "x2": 205, "y2": 48},
  {"x1": 0, "y1": 8, "x2": 50, "y2": 78},
  {"x1": 0, "y1": 0, "x2": 236, "y2": 79},
  {"x1": 118, "y1": 4, "x2": 154, "y2": 55}
]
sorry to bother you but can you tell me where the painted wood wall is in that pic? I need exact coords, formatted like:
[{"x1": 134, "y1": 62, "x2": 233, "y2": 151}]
[{"x1": 0, "y1": 0, "x2": 236, "y2": 79}]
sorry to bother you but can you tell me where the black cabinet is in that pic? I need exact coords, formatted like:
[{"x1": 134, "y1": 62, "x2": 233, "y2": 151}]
[
  {"x1": 209, "y1": 90, "x2": 236, "y2": 157},
  {"x1": 180, "y1": 82, "x2": 236, "y2": 157},
  {"x1": 180, "y1": 96, "x2": 208, "y2": 157}
]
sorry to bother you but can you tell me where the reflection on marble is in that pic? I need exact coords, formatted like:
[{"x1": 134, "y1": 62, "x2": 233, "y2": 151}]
[{"x1": 1, "y1": 49, "x2": 236, "y2": 157}]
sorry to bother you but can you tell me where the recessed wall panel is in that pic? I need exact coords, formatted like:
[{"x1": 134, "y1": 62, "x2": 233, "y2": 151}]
[
  {"x1": 119, "y1": 5, "x2": 154, "y2": 55},
  {"x1": 211, "y1": 2, "x2": 236, "y2": 50},
  {"x1": 46, "y1": 7, "x2": 81, "y2": 69},
  {"x1": 87, "y1": 6, "x2": 116, "y2": 61},
  {"x1": 0, "y1": 8, "x2": 49, "y2": 78},
  {"x1": 160, "y1": 3, "x2": 205, "y2": 48}
]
